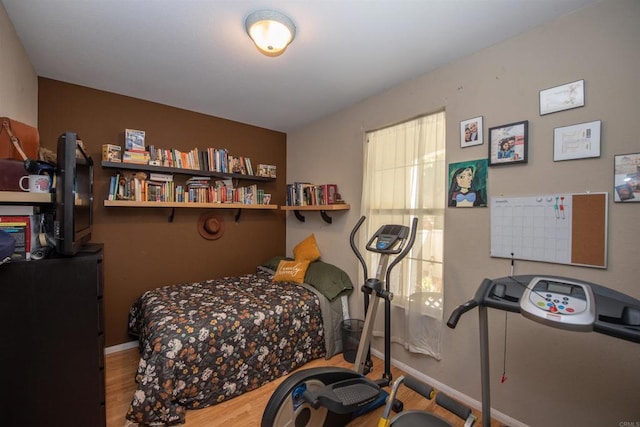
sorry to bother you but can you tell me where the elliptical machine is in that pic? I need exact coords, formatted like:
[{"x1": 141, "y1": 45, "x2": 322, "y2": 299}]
[{"x1": 261, "y1": 216, "x2": 418, "y2": 427}]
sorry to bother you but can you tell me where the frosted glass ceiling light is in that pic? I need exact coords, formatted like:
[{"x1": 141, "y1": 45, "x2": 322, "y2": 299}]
[{"x1": 245, "y1": 10, "x2": 296, "y2": 57}]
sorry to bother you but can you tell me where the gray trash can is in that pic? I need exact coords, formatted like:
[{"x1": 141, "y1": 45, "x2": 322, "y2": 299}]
[{"x1": 341, "y1": 319, "x2": 364, "y2": 363}]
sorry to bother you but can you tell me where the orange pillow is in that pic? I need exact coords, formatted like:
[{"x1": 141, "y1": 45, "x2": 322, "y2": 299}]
[
  {"x1": 273, "y1": 259, "x2": 310, "y2": 284},
  {"x1": 293, "y1": 234, "x2": 321, "y2": 262}
]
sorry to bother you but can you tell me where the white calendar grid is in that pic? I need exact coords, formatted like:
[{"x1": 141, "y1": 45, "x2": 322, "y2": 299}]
[{"x1": 490, "y1": 195, "x2": 572, "y2": 264}]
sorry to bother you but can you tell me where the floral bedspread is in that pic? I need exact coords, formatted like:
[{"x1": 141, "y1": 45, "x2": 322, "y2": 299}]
[{"x1": 126, "y1": 269, "x2": 326, "y2": 426}]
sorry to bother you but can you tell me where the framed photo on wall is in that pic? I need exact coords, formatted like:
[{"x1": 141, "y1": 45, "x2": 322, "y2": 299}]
[
  {"x1": 539, "y1": 79, "x2": 585, "y2": 115},
  {"x1": 460, "y1": 116, "x2": 483, "y2": 148},
  {"x1": 553, "y1": 120, "x2": 601, "y2": 161},
  {"x1": 488, "y1": 120, "x2": 528, "y2": 166},
  {"x1": 613, "y1": 152, "x2": 640, "y2": 202}
]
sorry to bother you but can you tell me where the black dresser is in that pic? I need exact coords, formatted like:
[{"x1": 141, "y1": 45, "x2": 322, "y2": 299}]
[{"x1": 0, "y1": 246, "x2": 105, "y2": 427}]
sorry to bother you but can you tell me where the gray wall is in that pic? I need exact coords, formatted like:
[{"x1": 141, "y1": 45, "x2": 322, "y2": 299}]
[
  {"x1": 0, "y1": 2, "x2": 37, "y2": 124},
  {"x1": 287, "y1": 1, "x2": 640, "y2": 426}
]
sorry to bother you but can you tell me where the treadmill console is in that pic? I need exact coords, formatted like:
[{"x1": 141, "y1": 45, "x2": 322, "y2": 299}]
[{"x1": 520, "y1": 276, "x2": 596, "y2": 331}]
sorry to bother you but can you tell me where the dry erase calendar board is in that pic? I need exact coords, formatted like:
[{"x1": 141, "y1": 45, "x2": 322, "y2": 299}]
[{"x1": 490, "y1": 193, "x2": 608, "y2": 268}]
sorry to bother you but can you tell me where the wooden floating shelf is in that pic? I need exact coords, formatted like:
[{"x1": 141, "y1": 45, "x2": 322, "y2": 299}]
[
  {"x1": 0, "y1": 191, "x2": 53, "y2": 204},
  {"x1": 280, "y1": 204, "x2": 350, "y2": 211},
  {"x1": 104, "y1": 200, "x2": 278, "y2": 222},
  {"x1": 280, "y1": 204, "x2": 350, "y2": 224},
  {"x1": 101, "y1": 161, "x2": 275, "y2": 182},
  {"x1": 104, "y1": 200, "x2": 277, "y2": 209}
]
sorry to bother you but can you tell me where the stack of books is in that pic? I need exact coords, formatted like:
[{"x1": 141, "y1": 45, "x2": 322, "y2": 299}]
[{"x1": 286, "y1": 183, "x2": 338, "y2": 206}]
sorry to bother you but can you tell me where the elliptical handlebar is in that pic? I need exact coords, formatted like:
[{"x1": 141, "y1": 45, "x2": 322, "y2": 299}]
[{"x1": 350, "y1": 216, "x2": 368, "y2": 281}]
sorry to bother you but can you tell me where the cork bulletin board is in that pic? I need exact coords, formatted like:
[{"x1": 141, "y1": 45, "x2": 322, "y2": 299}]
[{"x1": 490, "y1": 192, "x2": 608, "y2": 268}]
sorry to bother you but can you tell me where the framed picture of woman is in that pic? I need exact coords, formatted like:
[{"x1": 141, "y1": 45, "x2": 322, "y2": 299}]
[
  {"x1": 447, "y1": 159, "x2": 488, "y2": 208},
  {"x1": 488, "y1": 120, "x2": 528, "y2": 166}
]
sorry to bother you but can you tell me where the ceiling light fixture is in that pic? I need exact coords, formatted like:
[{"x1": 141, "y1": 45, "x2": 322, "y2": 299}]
[{"x1": 245, "y1": 10, "x2": 296, "y2": 57}]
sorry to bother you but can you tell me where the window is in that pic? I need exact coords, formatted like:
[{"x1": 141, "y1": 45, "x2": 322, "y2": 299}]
[{"x1": 362, "y1": 111, "x2": 445, "y2": 358}]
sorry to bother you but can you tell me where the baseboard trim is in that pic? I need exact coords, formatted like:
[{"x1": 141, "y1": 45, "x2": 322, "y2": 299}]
[
  {"x1": 370, "y1": 348, "x2": 527, "y2": 427},
  {"x1": 104, "y1": 340, "x2": 138, "y2": 355}
]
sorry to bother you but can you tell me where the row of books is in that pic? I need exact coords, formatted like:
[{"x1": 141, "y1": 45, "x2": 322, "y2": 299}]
[
  {"x1": 104, "y1": 142, "x2": 277, "y2": 178},
  {"x1": 107, "y1": 172, "x2": 270, "y2": 205},
  {"x1": 145, "y1": 145, "x2": 254, "y2": 174},
  {"x1": 286, "y1": 182, "x2": 340, "y2": 206}
]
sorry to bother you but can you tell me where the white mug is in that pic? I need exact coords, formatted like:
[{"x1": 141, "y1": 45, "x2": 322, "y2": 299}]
[{"x1": 19, "y1": 175, "x2": 51, "y2": 193}]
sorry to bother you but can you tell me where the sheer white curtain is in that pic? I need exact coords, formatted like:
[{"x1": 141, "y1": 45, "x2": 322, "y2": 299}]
[{"x1": 361, "y1": 111, "x2": 446, "y2": 359}]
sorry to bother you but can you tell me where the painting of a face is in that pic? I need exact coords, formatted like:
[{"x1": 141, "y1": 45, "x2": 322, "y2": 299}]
[{"x1": 456, "y1": 168, "x2": 473, "y2": 190}]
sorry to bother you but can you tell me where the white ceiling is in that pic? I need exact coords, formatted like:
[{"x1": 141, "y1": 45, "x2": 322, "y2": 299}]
[{"x1": 3, "y1": 0, "x2": 598, "y2": 133}]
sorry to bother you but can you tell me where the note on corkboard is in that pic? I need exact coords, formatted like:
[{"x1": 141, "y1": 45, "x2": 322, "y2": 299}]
[{"x1": 490, "y1": 193, "x2": 607, "y2": 268}]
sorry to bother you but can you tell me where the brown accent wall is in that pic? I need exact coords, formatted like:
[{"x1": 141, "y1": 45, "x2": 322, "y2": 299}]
[{"x1": 38, "y1": 78, "x2": 287, "y2": 346}]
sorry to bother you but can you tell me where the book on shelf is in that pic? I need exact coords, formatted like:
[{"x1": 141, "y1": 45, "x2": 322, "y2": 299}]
[
  {"x1": 123, "y1": 150, "x2": 151, "y2": 164},
  {"x1": 243, "y1": 184, "x2": 258, "y2": 205},
  {"x1": 125, "y1": 128, "x2": 146, "y2": 151},
  {"x1": 149, "y1": 172, "x2": 174, "y2": 182},
  {"x1": 108, "y1": 175, "x2": 117, "y2": 200},
  {"x1": 0, "y1": 215, "x2": 31, "y2": 260},
  {"x1": 0, "y1": 205, "x2": 39, "y2": 216},
  {"x1": 229, "y1": 156, "x2": 246, "y2": 174},
  {"x1": 146, "y1": 182, "x2": 162, "y2": 202},
  {"x1": 326, "y1": 184, "x2": 339, "y2": 204},
  {"x1": 186, "y1": 176, "x2": 211, "y2": 186},
  {"x1": 245, "y1": 158, "x2": 254, "y2": 175}
]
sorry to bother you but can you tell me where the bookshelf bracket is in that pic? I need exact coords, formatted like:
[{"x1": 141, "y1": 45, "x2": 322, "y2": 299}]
[
  {"x1": 168, "y1": 208, "x2": 175, "y2": 223},
  {"x1": 291, "y1": 210, "x2": 333, "y2": 224},
  {"x1": 293, "y1": 210, "x2": 306, "y2": 222},
  {"x1": 320, "y1": 210, "x2": 333, "y2": 224}
]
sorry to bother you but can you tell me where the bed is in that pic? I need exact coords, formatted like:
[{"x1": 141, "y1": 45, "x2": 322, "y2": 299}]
[{"x1": 126, "y1": 258, "x2": 353, "y2": 426}]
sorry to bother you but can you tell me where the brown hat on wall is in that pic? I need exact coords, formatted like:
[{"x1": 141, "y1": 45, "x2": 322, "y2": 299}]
[{"x1": 197, "y1": 212, "x2": 225, "y2": 240}]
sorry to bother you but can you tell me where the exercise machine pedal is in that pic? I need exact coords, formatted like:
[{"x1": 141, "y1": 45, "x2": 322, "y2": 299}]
[{"x1": 302, "y1": 377, "x2": 383, "y2": 414}]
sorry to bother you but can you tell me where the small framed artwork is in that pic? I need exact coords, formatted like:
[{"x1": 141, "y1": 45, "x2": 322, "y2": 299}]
[
  {"x1": 613, "y1": 152, "x2": 640, "y2": 203},
  {"x1": 447, "y1": 159, "x2": 488, "y2": 208},
  {"x1": 553, "y1": 120, "x2": 601, "y2": 161},
  {"x1": 539, "y1": 79, "x2": 585, "y2": 115},
  {"x1": 460, "y1": 116, "x2": 483, "y2": 148},
  {"x1": 488, "y1": 120, "x2": 528, "y2": 166}
]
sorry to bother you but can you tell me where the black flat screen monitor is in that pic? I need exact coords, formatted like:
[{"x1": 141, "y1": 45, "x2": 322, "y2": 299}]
[{"x1": 54, "y1": 131, "x2": 94, "y2": 256}]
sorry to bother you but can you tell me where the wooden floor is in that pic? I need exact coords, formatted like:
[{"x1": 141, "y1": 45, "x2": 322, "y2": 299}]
[{"x1": 106, "y1": 348, "x2": 504, "y2": 426}]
